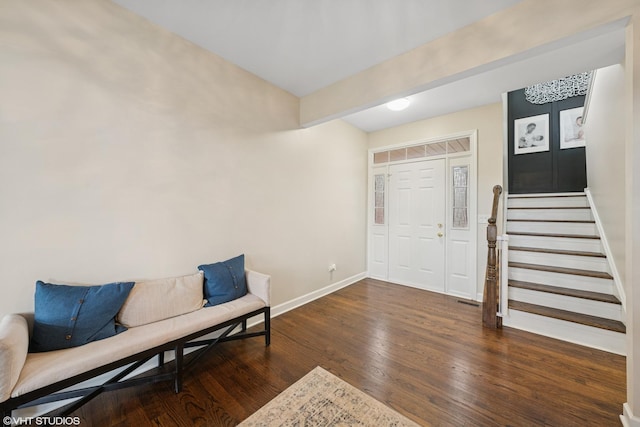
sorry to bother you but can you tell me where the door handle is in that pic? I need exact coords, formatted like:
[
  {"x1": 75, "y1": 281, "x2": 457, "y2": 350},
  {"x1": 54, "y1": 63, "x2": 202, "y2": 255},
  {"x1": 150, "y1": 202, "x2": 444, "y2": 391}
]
[{"x1": 437, "y1": 232, "x2": 444, "y2": 237}]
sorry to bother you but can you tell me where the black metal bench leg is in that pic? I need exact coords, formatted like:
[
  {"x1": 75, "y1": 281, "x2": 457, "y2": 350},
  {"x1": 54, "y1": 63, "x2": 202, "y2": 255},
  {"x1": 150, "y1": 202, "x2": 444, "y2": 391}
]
[
  {"x1": 265, "y1": 307, "x2": 271, "y2": 346},
  {"x1": 174, "y1": 344, "x2": 184, "y2": 393},
  {"x1": 1, "y1": 309, "x2": 269, "y2": 416},
  {"x1": 241, "y1": 319, "x2": 247, "y2": 332}
]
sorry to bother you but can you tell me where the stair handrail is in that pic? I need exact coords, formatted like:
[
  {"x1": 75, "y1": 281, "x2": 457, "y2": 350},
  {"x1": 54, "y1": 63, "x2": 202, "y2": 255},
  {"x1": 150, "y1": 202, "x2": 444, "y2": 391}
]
[{"x1": 483, "y1": 184, "x2": 503, "y2": 329}]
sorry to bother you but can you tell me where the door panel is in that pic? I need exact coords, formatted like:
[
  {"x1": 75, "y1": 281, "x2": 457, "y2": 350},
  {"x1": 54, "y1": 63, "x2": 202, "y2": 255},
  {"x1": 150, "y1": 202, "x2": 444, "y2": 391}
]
[
  {"x1": 372, "y1": 233, "x2": 386, "y2": 264},
  {"x1": 388, "y1": 159, "x2": 445, "y2": 291}
]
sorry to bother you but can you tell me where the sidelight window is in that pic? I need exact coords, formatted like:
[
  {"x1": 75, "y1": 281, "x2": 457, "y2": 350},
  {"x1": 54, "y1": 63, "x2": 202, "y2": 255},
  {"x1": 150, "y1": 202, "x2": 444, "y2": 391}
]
[
  {"x1": 374, "y1": 174, "x2": 385, "y2": 225},
  {"x1": 452, "y1": 165, "x2": 469, "y2": 228}
]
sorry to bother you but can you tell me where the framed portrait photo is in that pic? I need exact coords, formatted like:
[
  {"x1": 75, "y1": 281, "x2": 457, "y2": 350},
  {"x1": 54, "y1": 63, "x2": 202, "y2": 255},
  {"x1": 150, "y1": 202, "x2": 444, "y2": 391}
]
[
  {"x1": 560, "y1": 107, "x2": 586, "y2": 149},
  {"x1": 514, "y1": 114, "x2": 549, "y2": 155}
]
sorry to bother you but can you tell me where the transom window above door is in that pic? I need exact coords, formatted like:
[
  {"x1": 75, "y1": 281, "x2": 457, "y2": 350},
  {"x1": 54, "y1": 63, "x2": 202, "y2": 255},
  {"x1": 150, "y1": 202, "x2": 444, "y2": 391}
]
[{"x1": 373, "y1": 137, "x2": 470, "y2": 164}]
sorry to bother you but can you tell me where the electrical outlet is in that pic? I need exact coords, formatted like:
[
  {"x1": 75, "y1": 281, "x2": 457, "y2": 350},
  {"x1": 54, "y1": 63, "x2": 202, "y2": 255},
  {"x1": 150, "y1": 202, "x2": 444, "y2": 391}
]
[
  {"x1": 328, "y1": 264, "x2": 337, "y2": 272},
  {"x1": 478, "y1": 214, "x2": 490, "y2": 224}
]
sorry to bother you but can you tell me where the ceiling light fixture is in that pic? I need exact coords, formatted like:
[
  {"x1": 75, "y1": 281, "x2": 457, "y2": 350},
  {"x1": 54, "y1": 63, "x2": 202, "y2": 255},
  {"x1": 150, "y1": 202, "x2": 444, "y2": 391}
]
[{"x1": 386, "y1": 97, "x2": 410, "y2": 111}]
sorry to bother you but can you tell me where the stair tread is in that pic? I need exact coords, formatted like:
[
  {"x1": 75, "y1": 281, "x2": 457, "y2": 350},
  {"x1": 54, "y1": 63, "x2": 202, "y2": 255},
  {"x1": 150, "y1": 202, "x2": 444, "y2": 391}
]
[
  {"x1": 508, "y1": 231, "x2": 600, "y2": 240},
  {"x1": 509, "y1": 195, "x2": 585, "y2": 198},
  {"x1": 509, "y1": 261, "x2": 613, "y2": 279},
  {"x1": 509, "y1": 246, "x2": 606, "y2": 258},
  {"x1": 508, "y1": 300, "x2": 626, "y2": 333},
  {"x1": 507, "y1": 206, "x2": 590, "y2": 210},
  {"x1": 507, "y1": 219, "x2": 595, "y2": 224},
  {"x1": 508, "y1": 280, "x2": 620, "y2": 304}
]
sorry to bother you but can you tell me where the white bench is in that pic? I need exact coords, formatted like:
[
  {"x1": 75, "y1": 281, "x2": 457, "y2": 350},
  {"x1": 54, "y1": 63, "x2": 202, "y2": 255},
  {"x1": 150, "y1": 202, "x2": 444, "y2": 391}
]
[{"x1": 0, "y1": 269, "x2": 270, "y2": 424}]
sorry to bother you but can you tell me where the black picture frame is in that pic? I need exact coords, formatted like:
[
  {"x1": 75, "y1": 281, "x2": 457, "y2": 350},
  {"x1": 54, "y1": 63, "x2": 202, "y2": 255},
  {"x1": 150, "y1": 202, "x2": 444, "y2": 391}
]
[
  {"x1": 560, "y1": 106, "x2": 586, "y2": 149},
  {"x1": 514, "y1": 113, "x2": 550, "y2": 155}
]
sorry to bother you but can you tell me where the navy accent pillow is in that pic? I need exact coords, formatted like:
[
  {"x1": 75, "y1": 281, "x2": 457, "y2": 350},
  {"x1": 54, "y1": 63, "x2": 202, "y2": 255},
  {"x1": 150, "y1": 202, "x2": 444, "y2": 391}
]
[
  {"x1": 198, "y1": 254, "x2": 247, "y2": 307},
  {"x1": 30, "y1": 280, "x2": 135, "y2": 353}
]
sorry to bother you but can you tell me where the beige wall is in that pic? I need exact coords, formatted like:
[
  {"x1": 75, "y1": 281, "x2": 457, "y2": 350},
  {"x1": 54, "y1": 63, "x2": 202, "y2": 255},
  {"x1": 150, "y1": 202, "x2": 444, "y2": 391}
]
[
  {"x1": 584, "y1": 64, "x2": 627, "y2": 289},
  {"x1": 624, "y1": 11, "x2": 640, "y2": 423},
  {"x1": 0, "y1": 0, "x2": 368, "y2": 318},
  {"x1": 590, "y1": 14, "x2": 640, "y2": 421},
  {"x1": 368, "y1": 103, "x2": 504, "y2": 299}
]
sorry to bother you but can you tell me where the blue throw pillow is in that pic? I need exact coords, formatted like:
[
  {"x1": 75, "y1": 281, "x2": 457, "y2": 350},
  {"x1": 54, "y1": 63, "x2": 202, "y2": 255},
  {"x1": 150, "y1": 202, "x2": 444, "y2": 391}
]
[
  {"x1": 30, "y1": 280, "x2": 135, "y2": 353},
  {"x1": 198, "y1": 254, "x2": 247, "y2": 307}
]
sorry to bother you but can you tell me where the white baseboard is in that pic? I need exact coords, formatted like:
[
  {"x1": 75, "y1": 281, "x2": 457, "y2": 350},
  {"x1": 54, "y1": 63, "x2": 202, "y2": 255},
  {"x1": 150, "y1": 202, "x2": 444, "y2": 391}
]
[
  {"x1": 584, "y1": 188, "x2": 627, "y2": 319},
  {"x1": 621, "y1": 403, "x2": 640, "y2": 427},
  {"x1": 270, "y1": 272, "x2": 367, "y2": 318}
]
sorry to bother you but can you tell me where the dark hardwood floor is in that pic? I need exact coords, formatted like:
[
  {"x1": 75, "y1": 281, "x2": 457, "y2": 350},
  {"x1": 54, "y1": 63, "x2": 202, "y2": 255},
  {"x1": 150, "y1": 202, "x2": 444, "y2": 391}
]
[{"x1": 75, "y1": 278, "x2": 626, "y2": 426}]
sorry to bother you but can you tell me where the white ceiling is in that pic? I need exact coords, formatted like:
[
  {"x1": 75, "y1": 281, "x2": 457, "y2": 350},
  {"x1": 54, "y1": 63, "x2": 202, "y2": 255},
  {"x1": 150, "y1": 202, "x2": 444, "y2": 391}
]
[
  {"x1": 111, "y1": 0, "x2": 626, "y2": 132},
  {"x1": 112, "y1": 0, "x2": 523, "y2": 96}
]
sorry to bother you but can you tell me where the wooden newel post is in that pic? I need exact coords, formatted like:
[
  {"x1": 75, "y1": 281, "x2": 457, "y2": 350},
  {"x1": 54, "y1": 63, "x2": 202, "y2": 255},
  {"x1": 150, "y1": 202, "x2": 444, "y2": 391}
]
[{"x1": 482, "y1": 185, "x2": 502, "y2": 329}]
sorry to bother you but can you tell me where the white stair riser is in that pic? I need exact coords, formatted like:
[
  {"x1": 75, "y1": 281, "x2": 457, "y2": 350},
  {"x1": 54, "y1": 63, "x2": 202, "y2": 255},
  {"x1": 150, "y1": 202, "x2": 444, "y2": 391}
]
[
  {"x1": 506, "y1": 221, "x2": 597, "y2": 235},
  {"x1": 507, "y1": 208, "x2": 593, "y2": 221},
  {"x1": 508, "y1": 196, "x2": 589, "y2": 208},
  {"x1": 507, "y1": 235, "x2": 603, "y2": 253},
  {"x1": 509, "y1": 251, "x2": 609, "y2": 273},
  {"x1": 508, "y1": 287, "x2": 622, "y2": 321},
  {"x1": 508, "y1": 267, "x2": 613, "y2": 294},
  {"x1": 503, "y1": 310, "x2": 625, "y2": 355}
]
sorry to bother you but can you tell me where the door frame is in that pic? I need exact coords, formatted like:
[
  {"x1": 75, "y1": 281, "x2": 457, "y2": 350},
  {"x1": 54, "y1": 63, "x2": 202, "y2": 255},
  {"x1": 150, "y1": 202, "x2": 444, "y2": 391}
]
[{"x1": 366, "y1": 130, "x2": 478, "y2": 300}]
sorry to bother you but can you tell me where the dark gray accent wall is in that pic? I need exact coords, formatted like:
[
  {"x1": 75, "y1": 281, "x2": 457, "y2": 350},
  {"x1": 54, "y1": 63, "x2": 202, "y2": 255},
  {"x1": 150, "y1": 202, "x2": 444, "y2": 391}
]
[{"x1": 508, "y1": 89, "x2": 587, "y2": 194}]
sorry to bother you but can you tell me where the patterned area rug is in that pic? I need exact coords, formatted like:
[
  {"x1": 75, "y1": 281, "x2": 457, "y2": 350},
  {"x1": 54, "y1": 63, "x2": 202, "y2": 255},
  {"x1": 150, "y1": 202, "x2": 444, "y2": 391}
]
[{"x1": 239, "y1": 366, "x2": 421, "y2": 426}]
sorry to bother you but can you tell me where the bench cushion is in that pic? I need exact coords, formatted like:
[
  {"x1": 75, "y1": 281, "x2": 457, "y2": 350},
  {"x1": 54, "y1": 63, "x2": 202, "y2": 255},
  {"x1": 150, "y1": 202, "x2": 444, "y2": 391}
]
[
  {"x1": 0, "y1": 315, "x2": 29, "y2": 402},
  {"x1": 117, "y1": 272, "x2": 205, "y2": 328},
  {"x1": 11, "y1": 293, "x2": 266, "y2": 398}
]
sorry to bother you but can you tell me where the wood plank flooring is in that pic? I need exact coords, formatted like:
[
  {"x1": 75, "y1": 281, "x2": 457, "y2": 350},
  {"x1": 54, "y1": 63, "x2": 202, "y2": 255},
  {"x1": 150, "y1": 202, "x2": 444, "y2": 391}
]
[{"x1": 74, "y1": 278, "x2": 626, "y2": 426}]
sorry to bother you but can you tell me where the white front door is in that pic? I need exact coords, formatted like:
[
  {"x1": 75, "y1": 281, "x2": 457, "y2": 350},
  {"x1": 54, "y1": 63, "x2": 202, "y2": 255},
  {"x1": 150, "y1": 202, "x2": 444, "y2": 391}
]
[{"x1": 388, "y1": 159, "x2": 445, "y2": 291}]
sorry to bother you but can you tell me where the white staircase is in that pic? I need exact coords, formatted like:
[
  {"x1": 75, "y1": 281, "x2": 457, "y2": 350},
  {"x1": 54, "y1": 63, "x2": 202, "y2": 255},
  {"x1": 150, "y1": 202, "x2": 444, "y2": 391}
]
[{"x1": 502, "y1": 192, "x2": 626, "y2": 355}]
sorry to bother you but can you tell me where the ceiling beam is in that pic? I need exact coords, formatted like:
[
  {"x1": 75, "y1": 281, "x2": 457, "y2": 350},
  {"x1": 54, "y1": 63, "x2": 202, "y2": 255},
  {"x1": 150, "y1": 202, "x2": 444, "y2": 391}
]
[{"x1": 299, "y1": 0, "x2": 638, "y2": 128}]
